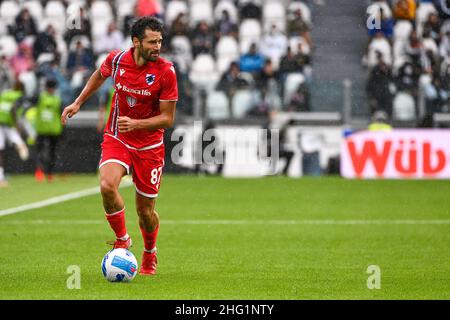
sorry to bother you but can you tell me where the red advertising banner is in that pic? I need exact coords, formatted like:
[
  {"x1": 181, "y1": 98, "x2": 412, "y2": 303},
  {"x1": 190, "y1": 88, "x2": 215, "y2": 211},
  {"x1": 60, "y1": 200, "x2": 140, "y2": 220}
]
[{"x1": 341, "y1": 130, "x2": 450, "y2": 179}]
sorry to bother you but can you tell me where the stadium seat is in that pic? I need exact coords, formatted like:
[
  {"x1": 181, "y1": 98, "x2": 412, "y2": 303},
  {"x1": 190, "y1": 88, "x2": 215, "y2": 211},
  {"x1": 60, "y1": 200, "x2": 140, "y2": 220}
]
[
  {"x1": 23, "y1": 1, "x2": 44, "y2": 21},
  {"x1": 90, "y1": 1, "x2": 114, "y2": 42},
  {"x1": 393, "y1": 92, "x2": 416, "y2": 121},
  {"x1": 232, "y1": 89, "x2": 254, "y2": 118},
  {"x1": 283, "y1": 72, "x2": 305, "y2": 105},
  {"x1": 214, "y1": 0, "x2": 239, "y2": 23},
  {"x1": 368, "y1": 37, "x2": 392, "y2": 67},
  {"x1": 0, "y1": 1, "x2": 21, "y2": 29},
  {"x1": 416, "y1": 2, "x2": 438, "y2": 33},
  {"x1": 287, "y1": 1, "x2": 312, "y2": 24},
  {"x1": 206, "y1": 91, "x2": 230, "y2": 119},
  {"x1": 393, "y1": 20, "x2": 413, "y2": 44},
  {"x1": 171, "y1": 35, "x2": 193, "y2": 73},
  {"x1": 190, "y1": 0, "x2": 214, "y2": 26},
  {"x1": 189, "y1": 54, "x2": 219, "y2": 92},
  {"x1": 422, "y1": 38, "x2": 439, "y2": 56},
  {"x1": 215, "y1": 36, "x2": 239, "y2": 73},
  {"x1": 117, "y1": 1, "x2": 136, "y2": 27},
  {"x1": 45, "y1": 1, "x2": 67, "y2": 35},
  {"x1": 262, "y1": 1, "x2": 286, "y2": 33},
  {"x1": 239, "y1": 19, "x2": 262, "y2": 53},
  {"x1": 165, "y1": 0, "x2": 189, "y2": 26},
  {"x1": 0, "y1": 35, "x2": 18, "y2": 58}
]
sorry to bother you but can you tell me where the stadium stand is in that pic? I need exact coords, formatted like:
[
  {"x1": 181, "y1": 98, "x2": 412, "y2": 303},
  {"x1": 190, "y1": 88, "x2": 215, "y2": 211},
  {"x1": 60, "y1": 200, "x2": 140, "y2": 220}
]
[
  {"x1": 0, "y1": 0, "x2": 317, "y2": 123},
  {"x1": 364, "y1": 0, "x2": 450, "y2": 127}
]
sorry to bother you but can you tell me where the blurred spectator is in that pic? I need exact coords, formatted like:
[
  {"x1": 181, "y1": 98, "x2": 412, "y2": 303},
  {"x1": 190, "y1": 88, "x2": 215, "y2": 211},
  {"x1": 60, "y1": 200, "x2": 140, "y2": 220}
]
[
  {"x1": 255, "y1": 59, "x2": 279, "y2": 93},
  {"x1": 440, "y1": 29, "x2": 450, "y2": 58},
  {"x1": 64, "y1": 7, "x2": 92, "y2": 46},
  {"x1": 0, "y1": 55, "x2": 13, "y2": 92},
  {"x1": 424, "y1": 76, "x2": 448, "y2": 117},
  {"x1": 67, "y1": 40, "x2": 95, "y2": 75},
  {"x1": 396, "y1": 61, "x2": 420, "y2": 95},
  {"x1": 366, "y1": 52, "x2": 393, "y2": 116},
  {"x1": 216, "y1": 61, "x2": 250, "y2": 97},
  {"x1": 260, "y1": 24, "x2": 288, "y2": 71},
  {"x1": 170, "y1": 13, "x2": 189, "y2": 38},
  {"x1": 215, "y1": 10, "x2": 238, "y2": 40},
  {"x1": 434, "y1": 0, "x2": 450, "y2": 20},
  {"x1": 34, "y1": 79, "x2": 63, "y2": 182},
  {"x1": 10, "y1": 8, "x2": 38, "y2": 43},
  {"x1": 67, "y1": 40, "x2": 95, "y2": 95},
  {"x1": 190, "y1": 21, "x2": 215, "y2": 58},
  {"x1": 95, "y1": 22, "x2": 124, "y2": 54},
  {"x1": 239, "y1": 43, "x2": 265, "y2": 73},
  {"x1": 239, "y1": 1, "x2": 262, "y2": 20},
  {"x1": 279, "y1": 46, "x2": 299, "y2": 75},
  {"x1": 287, "y1": 8, "x2": 313, "y2": 47},
  {"x1": 10, "y1": 42, "x2": 35, "y2": 80},
  {"x1": 422, "y1": 13, "x2": 442, "y2": 45},
  {"x1": 0, "y1": 81, "x2": 29, "y2": 187},
  {"x1": 393, "y1": 0, "x2": 416, "y2": 22},
  {"x1": 33, "y1": 24, "x2": 58, "y2": 61},
  {"x1": 293, "y1": 42, "x2": 312, "y2": 75},
  {"x1": 135, "y1": 0, "x2": 163, "y2": 19},
  {"x1": 405, "y1": 30, "x2": 425, "y2": 69}
]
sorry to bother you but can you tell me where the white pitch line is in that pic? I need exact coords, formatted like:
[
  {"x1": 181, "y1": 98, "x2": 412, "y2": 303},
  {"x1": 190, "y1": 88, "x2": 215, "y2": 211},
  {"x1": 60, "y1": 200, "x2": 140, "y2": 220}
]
[
  {"x1": 0, "y1": 181, "x2": 133, "y2": 218},
  {"x1": 2, "y1": 219, "x2": 450, "y2": 225}
]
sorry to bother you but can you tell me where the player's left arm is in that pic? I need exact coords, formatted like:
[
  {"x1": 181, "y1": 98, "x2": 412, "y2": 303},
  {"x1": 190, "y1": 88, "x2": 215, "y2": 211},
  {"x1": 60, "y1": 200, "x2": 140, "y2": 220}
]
[{"x1": 117, "y1": 100, "x2": 176, "y2": 132}]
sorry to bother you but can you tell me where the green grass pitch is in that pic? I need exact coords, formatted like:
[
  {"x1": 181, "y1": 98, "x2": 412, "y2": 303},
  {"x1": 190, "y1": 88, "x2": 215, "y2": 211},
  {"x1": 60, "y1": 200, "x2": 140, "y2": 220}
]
[{"x1": 0, "y1": 175, "x2": 449, "y2": 299}]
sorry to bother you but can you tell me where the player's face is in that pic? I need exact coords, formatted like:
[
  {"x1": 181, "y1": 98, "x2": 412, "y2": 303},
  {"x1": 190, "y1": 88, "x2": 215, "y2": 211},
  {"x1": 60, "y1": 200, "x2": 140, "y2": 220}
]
[{"x1": 136, "y1": 29, "x2": 162, "y2": 62}]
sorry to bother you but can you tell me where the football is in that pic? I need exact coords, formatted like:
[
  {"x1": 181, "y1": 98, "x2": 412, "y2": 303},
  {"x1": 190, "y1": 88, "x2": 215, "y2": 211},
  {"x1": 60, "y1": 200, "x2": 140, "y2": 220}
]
[{"x1": 101, "y1": 248, "x2": 138, "y2": 282}]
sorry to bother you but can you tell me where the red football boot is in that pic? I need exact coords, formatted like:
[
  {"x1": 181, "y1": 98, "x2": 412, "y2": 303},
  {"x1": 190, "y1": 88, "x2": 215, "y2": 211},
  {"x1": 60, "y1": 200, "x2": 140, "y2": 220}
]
[
  {"x1": 106, "y1": 237, "x2": 132, "y2": 249},
  {"x1": 139, "y1": 251, "x2": 157, "y2": 275}
]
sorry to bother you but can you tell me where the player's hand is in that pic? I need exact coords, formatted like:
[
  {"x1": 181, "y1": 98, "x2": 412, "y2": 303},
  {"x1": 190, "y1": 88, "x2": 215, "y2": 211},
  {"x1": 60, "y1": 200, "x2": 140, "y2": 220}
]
[
  {"x1": 118, "y1": 116, "x2": 138, "y2": 132},
  {"x1": 61, "y1": 103, "x2": 81, "y2": 125}
]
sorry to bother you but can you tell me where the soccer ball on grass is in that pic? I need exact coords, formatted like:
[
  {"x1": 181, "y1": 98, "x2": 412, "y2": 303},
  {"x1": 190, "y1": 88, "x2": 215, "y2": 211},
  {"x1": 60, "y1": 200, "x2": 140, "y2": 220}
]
[{"x1": 101, "y1": 248, "x2": 138, "y2": 282}]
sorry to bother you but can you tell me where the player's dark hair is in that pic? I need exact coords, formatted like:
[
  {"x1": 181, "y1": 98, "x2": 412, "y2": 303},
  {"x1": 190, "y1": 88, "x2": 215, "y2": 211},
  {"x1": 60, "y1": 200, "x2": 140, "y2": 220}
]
[{"x1": 130, "y1": 16, "x2": 164, "y2": 41}]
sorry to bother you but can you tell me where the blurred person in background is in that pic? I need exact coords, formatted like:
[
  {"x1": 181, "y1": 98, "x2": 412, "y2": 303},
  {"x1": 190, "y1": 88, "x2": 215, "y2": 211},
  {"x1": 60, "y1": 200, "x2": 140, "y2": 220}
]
[
  {"x1": 190, "y1": 21, "x2": 215, "y2": 58},
  {"x1": 239, "y1": 42, "x2": 265, "y2": 74},
  {"x1": 95, "y1": 22, "x2": 124, "y2": 55},
  {"x1": 34, "y1": 79, "x2": 63, "y2": 182},
  {"x1": 366, "y1": 51, "x2": 393, "y2": 116},
  {"x1": 33, "y1": 24, "x2": 58, "y2": 61},
  {"x1": 10, "y1": 8, "x2": 38, "y2": 43},
  {"x1": 10, "y1": 42, "x2": 35, "y2": 81},
  {"x1": 0, "y1": 81, "x2": 29, "y2": 187}
]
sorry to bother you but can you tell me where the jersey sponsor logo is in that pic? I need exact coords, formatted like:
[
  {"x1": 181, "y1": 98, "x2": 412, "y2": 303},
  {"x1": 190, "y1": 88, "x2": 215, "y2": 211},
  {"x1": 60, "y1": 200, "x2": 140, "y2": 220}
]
[
  {"x1": 120, "y1": 68, "x2": 125, "y2": 76},
  {"x1": 126, "y1": 96, "x2": 137, "y2": 108},
  {"x1": 146, "y1": 74, "x2": 155, "y2": 85},
  {"x1": 115, "y1": 83, "x2": 152, "y2": 97}
]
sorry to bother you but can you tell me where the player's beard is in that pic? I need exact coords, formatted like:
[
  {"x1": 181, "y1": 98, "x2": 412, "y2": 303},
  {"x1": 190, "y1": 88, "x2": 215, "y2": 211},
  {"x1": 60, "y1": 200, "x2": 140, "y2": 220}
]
[{"x1": 141, "y1": 47, "x2": 159, "y2": 62}]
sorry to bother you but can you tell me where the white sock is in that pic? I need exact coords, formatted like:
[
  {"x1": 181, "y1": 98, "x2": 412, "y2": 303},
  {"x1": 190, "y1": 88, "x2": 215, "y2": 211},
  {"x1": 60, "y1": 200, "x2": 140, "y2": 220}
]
[
  {"x1": 0, "y1": 167, "x2": 5, "y2": 181},
  {"x1": 144, "y1": 247, "x2": 157, "y2": 254}
]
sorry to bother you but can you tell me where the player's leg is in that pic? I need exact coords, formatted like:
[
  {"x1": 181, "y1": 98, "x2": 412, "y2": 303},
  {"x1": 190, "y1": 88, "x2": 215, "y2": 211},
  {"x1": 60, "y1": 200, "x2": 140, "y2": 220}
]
[
  {"x1": 136, "y1": 193, "x2": 160, "y2": 275},
  {"x1": 99, "y1": 162, "x2": 132, "y2": 248},
  {"x1": 7, "y1": 127, "x2": 29, "y2": 161},
  {"x1": 131, "y1": 145, "x2": 164, "y2": 275},
  {"x1": 46, "y1": 135, "x2": 59, "y2": 181}
]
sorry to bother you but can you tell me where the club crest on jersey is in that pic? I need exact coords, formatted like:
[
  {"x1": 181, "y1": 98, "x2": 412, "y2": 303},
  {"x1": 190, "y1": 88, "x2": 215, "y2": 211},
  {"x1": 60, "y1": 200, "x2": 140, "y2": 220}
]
[
  {"x1": 145, "y1": 74, "x2": 155, "y2": 85},
  {"x1": 126, "y1": 96, "x2": 137, "y2": 108}
]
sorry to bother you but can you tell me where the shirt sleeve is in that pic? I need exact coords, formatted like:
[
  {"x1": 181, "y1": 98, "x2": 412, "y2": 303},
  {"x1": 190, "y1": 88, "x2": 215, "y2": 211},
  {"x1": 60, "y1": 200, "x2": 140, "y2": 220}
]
[
  {"x1": 99, "y1": 50, "x2": 121, "y2": 78},
  {"x1": 159, "y1": 65, "x2": 178, "y2": 101}
]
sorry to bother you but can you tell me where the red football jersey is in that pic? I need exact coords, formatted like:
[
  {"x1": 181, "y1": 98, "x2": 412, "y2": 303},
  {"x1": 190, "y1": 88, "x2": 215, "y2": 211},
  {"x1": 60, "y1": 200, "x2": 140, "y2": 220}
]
[{"x1": 100, "y1": 48, "x2": 178, "y2": 149}]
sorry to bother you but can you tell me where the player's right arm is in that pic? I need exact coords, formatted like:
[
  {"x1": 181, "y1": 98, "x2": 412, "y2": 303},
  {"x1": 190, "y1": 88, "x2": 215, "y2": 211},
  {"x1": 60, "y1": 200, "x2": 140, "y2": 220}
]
[{"x1": 61, "y1": 68, "x2": 107, "y2": 125}]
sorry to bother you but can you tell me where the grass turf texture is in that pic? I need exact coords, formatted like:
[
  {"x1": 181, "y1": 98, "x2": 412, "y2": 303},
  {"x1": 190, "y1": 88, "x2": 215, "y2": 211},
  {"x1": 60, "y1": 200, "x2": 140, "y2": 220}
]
[{"x1": 0, "y1": 175, "x2": 449, "y2": 299}]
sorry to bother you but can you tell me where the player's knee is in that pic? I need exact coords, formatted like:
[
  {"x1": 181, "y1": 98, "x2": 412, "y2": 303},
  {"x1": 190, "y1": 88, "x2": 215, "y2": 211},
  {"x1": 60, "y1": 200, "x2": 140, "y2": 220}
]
[{"x1": 100, "y1": 178, "x2": 117, "y2": 196}]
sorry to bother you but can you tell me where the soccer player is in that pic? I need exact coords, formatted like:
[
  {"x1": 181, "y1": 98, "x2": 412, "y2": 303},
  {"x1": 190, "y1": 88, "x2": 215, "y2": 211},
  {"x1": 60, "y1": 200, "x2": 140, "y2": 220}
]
[{"x1": 61, "y1": 17, "x2": 178, "y2": 275}]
